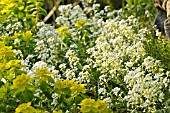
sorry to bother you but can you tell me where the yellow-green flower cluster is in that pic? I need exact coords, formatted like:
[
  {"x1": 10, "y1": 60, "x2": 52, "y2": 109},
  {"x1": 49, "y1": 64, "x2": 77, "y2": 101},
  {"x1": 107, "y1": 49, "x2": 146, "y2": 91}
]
[
  {"x1": 34, "y1": 68, "x2": 51, "y2": 77},
  {"x1": 56, "y1": 26, "x2": 70, "y2": 33},
  {"x1": 15, "y1": 102, "x2": 36, "y2": 113},
  {"x1": 0, "y1": 0, "x2": 16, "y2": 15},
  {"x1": 54, "y1": 80, "x2": 86, "y2": 96},
  {"x1": 70, "y1": 83, "x2": 86, "y2": 95},
  {"x1": 4, "y1": 60, "x2": 22, "y2": 69},
  {"x1": 11, "y1": 74, "x2": 32, "y2": 91},
  {"x1": 0, "y1": 0, "x2": 16, "y2": 4},
  {"x1": 79, "y1": 99, "x2": 111, "y2": 113},
  {"x1": 75, "y1": 20, "x2": 86, "y2": 27},
  {"x1": 54, "y1": 80, "x2": 74, "y2": 89},
  {"x1": 0, "y1": 41, "x2": 24, "y2": 85},
  {"x1": 0, "y1": 41, "x2": 15, "y2": 60},
  {"x1": 12, "y1": 31, "x2": 33, "y2": 43}
]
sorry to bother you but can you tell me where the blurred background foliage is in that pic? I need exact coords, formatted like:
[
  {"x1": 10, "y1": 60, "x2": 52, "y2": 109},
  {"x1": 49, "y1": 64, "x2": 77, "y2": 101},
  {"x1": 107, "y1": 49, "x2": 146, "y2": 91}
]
[{"x1": 40, "y1": 0, "x2": 157, "y2": 25}]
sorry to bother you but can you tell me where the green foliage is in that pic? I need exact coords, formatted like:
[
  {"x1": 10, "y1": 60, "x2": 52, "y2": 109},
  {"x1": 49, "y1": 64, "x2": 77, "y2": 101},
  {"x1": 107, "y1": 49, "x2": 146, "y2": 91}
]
[
  {"x1": 0, "y1": 41, "x2": 26, "y2": 112},
  {"x1": 54, "y1": 80, "x2": 87, "y2": 112},
  {"x1": 0, "y1": 0, "x2": 47, "y2": 58},
  {"x1": 144, "y1": 34, "x2": 170, "y2": 70},
  {"x1": 121, "y1": 0, "x2": 157, "y2": 26},
  {"x1": 0, "y1": 0, "x2": 170, "y2": 113}
]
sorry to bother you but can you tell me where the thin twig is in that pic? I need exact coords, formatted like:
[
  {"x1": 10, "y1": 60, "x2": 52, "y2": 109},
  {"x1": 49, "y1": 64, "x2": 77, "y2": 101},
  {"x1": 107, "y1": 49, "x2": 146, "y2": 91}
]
[{"x1": 43, "y1": 0, "x2": 62, "y2": 22}]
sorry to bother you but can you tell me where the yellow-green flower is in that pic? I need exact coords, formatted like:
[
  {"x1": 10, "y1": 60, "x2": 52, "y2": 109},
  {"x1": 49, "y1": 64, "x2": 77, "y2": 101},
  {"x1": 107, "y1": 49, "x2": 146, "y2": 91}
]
[
  {"x1": 56, "y1": 26, "x2": 70, "y2": 32},
  {"x1": 18, "y1": 6, "x2": 24, "y2": 10},
  {"x1": 79, "y1": 99, "x2": 111, "y2": 113},
  {"x1": 79, "y1": 99, "x2": 98, "y2": 113},
  {"x1": 97, "y1": 100, "x2": 110, "y2": 113},
  {"x1": 24, "y1": 31, "x2": 32, "y2": 37},
  {"x1": 0, "y1": 2, "x2": 15, "y2": 14},
  {"x1": 12, "y1": 74, "x2": 32, "y2": 91},
  {"x1": 5, "y1": 3, "x2": 15, "y2": 8},
  {"x1": 0, "y1": 41, "x2": 15, "y2": 60},
  {"x1": 54, "y1": 80, "x2": 74, "y2": 90},
  {"x1": 34, "y1": 68, "x2": 51, "y2": 77},
  {"x1": 13, "y1": 33, "x2": 21, "y2": 39},
  {"x1": 0, "y1": 9, "x2": 10, "y2": 14},
  {"x1": 0, "y1": 0, "x2": 15, "y2": 4},
  {"x1": 4, "y1": 60, "x2": 21, "y2": 69},
  {"x1": 79, "y1": 98, "x2": 96, "y2": 106},
  {"x1": 70, "y1": 83, "x2": 86, "y2": 95},
  {"x1": 15, "y1": 102, "x2": 36, "y2": 113},
  {"x1": 22, "y1": 31, "x2": 33, "y2": 41},
  {"x1": 54, "y1": 80, "x2": 86, "y2": 96},
  {"x1": 75, "y1": 20, "x2": 86, "y2": 27},
  {"x1": 0, "y1": 41, "x2": 5, "y2": 48}
]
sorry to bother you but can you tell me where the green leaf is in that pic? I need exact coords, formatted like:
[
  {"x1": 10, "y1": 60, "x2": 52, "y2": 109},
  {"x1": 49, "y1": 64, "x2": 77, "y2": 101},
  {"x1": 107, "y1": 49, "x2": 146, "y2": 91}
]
[
  {"x1": 0, "y1": 85, "x2": 7, "y2": 99},
  {"x1": 126, "y1": 0, "x2": 133, "y2": 4},
  {"x1": 40, "y1": 7, "x2": 47, "y2": 16},
  {"x1": 0, "y1": 105, "x2": 6, "y2": 112},
  {"x1": 75, "y1": 96, "x2": 83, "y2": 104},
  {"x1": 26, "y1": 4, "x2": 36, "y2": 9},
  {"x1": 32, "y1": 11, "x2": 38, "y2": 15},
  {"x1": 22, "y1": 89, "x2": 34, "y2": 101},
  {"x1": 36, "y1": 2, "x2": 43, "y2": 7},
  {"x1": 44, "y1": 90, "x2": 53, "y2": 100},
  {"x1": 39, "y1": 80, "x2": 48, "y2": 92},
  {"x1": 47, "y1": 76, "x2": 54, "y2": 83},
  {"x1": 0, "y1": 81, "x2": 4, "y2": 87},
  {"x1": 27, "y1": 84, "x2": 35, "y2": 92},
  {"x1": 30, "y1": 8, "x2": 37, "y2": 12},
  {"x1": 13, "y1": 7, "x2": 19, "y2": 14},
  {"x1": 27, "y1": 0, "x2": 35, "y2": 5}
]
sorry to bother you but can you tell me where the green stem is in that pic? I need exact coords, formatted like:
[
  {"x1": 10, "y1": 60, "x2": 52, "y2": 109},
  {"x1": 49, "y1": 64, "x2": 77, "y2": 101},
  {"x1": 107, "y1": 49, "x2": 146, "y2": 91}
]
[{"x1": 122, "y1": 0, "x2": 125, "y2": 7}]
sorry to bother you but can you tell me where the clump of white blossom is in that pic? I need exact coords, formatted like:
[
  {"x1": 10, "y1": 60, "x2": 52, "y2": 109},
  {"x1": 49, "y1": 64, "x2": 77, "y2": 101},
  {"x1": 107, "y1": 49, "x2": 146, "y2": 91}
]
[
  {"x1": 87, "y1": 14, "x2": 170, "y2": 112},
  {"x1": 56, "y1": 4, "x2": 87, "y2": 26},
  {"x1": 0, "y1": 20, "x2": 23, "y2": 37}
]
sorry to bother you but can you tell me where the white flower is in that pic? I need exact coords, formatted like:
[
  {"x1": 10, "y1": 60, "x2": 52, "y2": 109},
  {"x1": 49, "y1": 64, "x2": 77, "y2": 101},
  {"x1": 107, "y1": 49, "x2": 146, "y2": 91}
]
[
  {"x1": 65, "y1": 69, "x2": 75, "y2": 79},
  {"x1": 112, "y1": 87, "x2": 120, "y2": 96},
  {"x1": 98, "y1": 88, "x2": 106, "y2": 94},
  {"x1": 59, "y1": 63, "x2": 66, "y2": 71},
  {"x1": 65, "y1": 50, "x2": 74, "y2": 58},
  {"x1": 159, "y1": 92, "x2": 164, "y2": 99},
  {"x1": 125, "y1": 62, "x2": 134, "y2": 67},
  {"x1": 32, "y1": 61, "x2": 47, "y2": 71},
  {"x1": 104, "y1": 97, "x2": 112, "y2": 103},
  {"x1": 155, "y1": 29, "x2": 162, "y2": 37},
  {"x1": 1, "y1": 78, "x2": 6, "y2": 83},
  {"x1": 83, "y1": 65, "x2": 90, "y2": 71},
  {"x1": 14, "y1": 38, "x2": 21, "y2": 45},
  {"x1": 47, "y1": 37, "x2": 54, "y2": 43}
]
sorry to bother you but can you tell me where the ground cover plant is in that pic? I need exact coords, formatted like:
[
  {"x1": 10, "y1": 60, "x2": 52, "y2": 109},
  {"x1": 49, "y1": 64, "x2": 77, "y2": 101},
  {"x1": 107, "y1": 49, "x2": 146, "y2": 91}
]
[{"x1": 0, "y1": 0, "x2": 170, "y2": 113}]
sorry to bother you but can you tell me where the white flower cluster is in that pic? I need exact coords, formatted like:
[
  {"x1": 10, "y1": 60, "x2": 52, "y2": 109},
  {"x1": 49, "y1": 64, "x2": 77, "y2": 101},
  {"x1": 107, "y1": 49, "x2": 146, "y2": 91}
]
[
  {"x1": 85, "y1": 14, "x2": 169, "y2": 112},
  {"x1": 56, "y1": 4, "x2": 87, "y2": 26},
  {"x1": 124, "y1": 56, "x2": 170, "y2": 112},
  {"x1": 65, "y1": 49, "x2": 80, "y2": 68},
  {"x1": 36, "y1": 22, "x2": 58, "y2": 40},
  {"x1": 0, "y1": 21, "x2": 23, "y2": 37},
  {"x1": 28, "y1": 61, "x2": 60, "y2": 81},
  {"x1": 34, "y1": 22, "x2": 60, "y2": 65}
]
